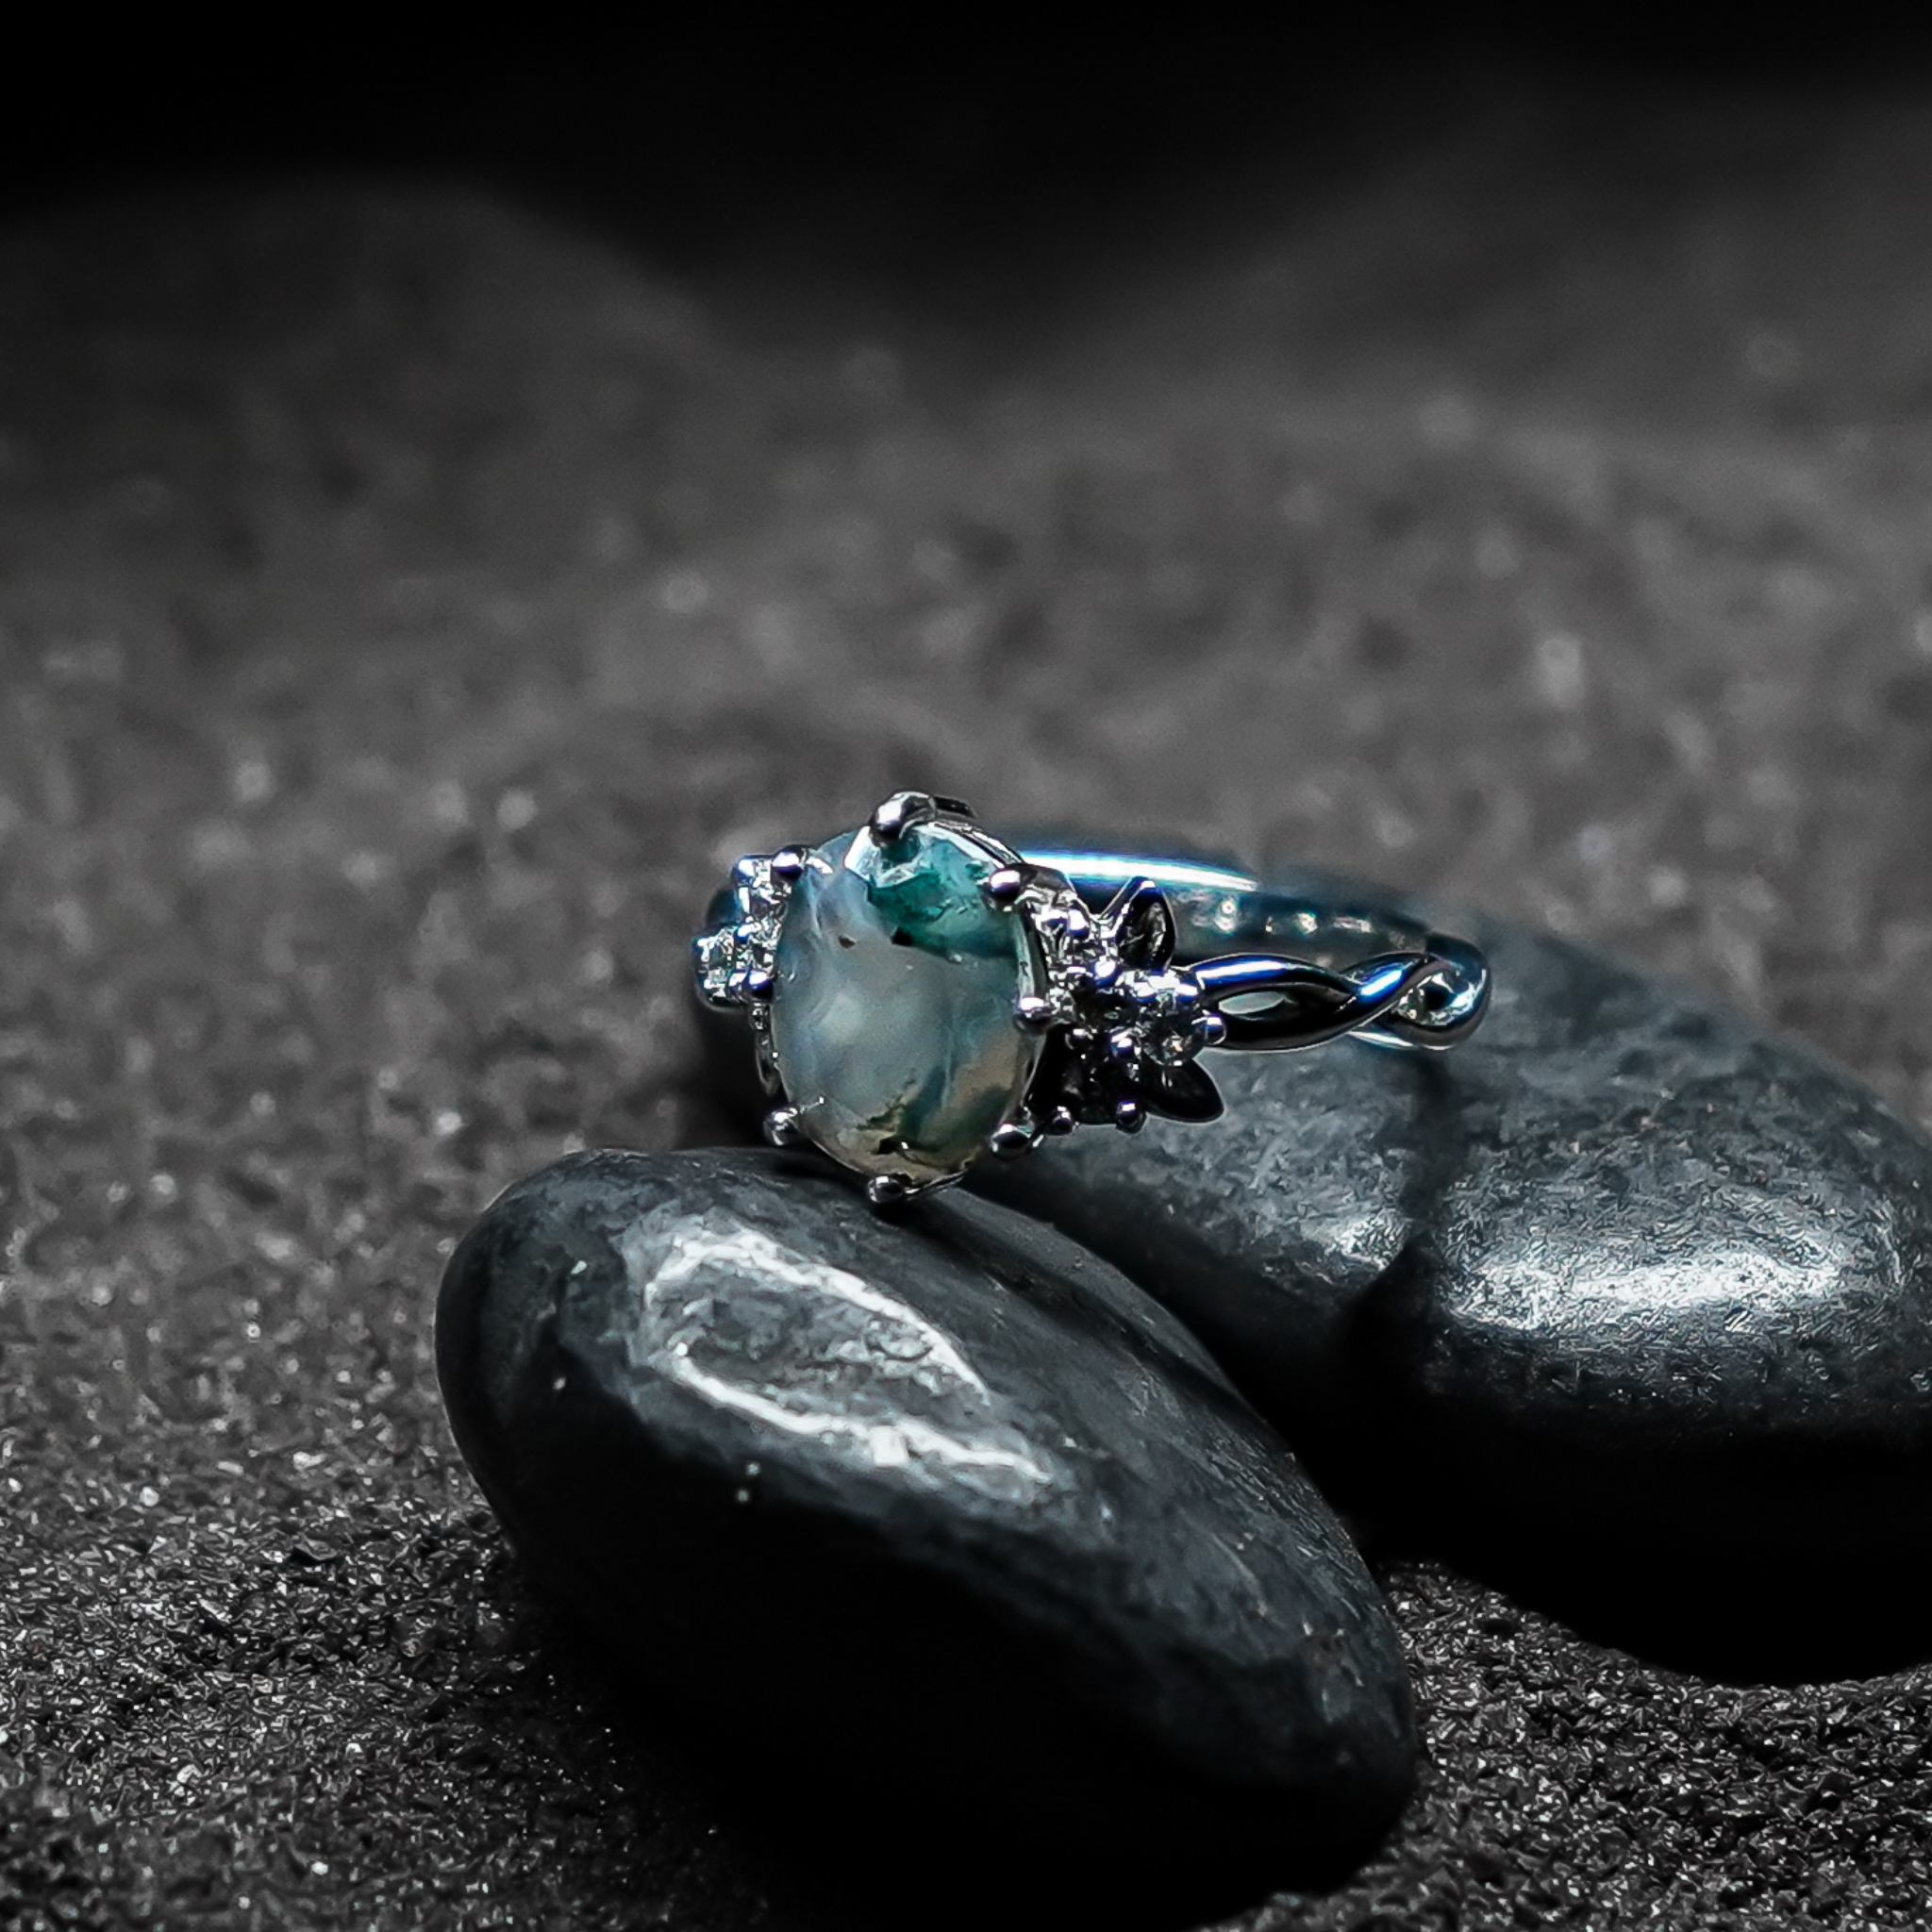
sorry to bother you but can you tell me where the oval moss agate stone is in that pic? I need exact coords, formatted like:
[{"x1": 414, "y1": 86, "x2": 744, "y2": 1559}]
[
  {"x1": 770, "y1": 822, "x2": 1041, "y2": 1182},
  {"x1": 437, "y1": 1148, "x2": 1416, "y2": 1917},
  {"x1": 964, "y1": 858, "x2": 1932, "y2": 1674}
]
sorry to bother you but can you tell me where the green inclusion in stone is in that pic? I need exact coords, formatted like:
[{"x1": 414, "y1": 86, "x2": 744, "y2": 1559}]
[{"x1": 861, "y1": 833, "x2": 1017, "y2": 961}]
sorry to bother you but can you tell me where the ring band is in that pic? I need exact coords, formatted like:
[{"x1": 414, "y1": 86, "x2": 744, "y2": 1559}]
[{"x1": 695, "y1": 792, "x2": 1491, "y2": 1206}]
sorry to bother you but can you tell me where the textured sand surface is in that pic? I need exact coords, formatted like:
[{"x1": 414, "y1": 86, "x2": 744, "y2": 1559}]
[{"x1": 6, "y1": 85, "x2": 1932, "y2": 1929}]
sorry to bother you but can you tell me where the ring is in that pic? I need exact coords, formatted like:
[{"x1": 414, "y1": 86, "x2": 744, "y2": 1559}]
[{"x1": 694, "y1": 791, "x2": 1491, "y2": 1207}]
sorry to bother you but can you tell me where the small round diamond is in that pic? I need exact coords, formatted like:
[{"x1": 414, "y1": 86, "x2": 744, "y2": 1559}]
[{"x1": 1117, "y1": 968, "x2": 1202, "y2": 1068}]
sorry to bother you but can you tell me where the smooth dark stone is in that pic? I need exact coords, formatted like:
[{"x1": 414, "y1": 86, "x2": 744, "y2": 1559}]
[
  {"x1": 437, "y1": 1146, "x2": 1416, "y2": 1924},
  {"x1": 952, "y1": 864, "x2": 1932, "y2": 1675}
]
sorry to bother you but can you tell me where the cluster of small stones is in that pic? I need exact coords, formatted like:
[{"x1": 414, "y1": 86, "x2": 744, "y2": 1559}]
[
  {"x1": 692, "y1": 852, "x2": 792, "y2": 1016},
  {"x1": 1015, "y1": 885, "x2": 1226, "y2": 1137}
]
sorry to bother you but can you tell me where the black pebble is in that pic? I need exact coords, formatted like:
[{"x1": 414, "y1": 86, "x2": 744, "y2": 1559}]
[
  {"x1": 437, "y1": 1146, "x2": 1417, "y2": 1926},
  {"x1": 967, "y1": 875, "x2": 1932, "y2": 1675}
]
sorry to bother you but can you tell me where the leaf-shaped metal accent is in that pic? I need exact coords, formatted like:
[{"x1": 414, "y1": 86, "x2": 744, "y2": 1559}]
[
  {"x1": 755, "y1": 1027, "x2": 782, "y2": 1094},
  {"x1": 1101, "y1": 877, "x2": 1176, "y2": 970},
  {"x1": 1131, "y1": 1059, "x2": 1224, "y2": 1123}
]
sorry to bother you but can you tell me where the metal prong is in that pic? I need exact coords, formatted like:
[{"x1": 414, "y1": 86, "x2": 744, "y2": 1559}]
[
  {"x1": 989, "y1": 1122, "x2": 1039, "y2": 1159},
  {"x1": 1195, "y1": 1010, "x2": 1228, "y2": 1048},
  {"x1": 869, "y1": 791, "x2": 937, "y2": 843},
  {"x1": 770, "y1": 846, "x2": 808, "y2": 882},
  {"x1": 983, "y1": 866, "x2": 1027, "y2": 908},
  {"x1": 866, "y1": 1173, "x2": 914, "y2": 1208},
  {"x1": 741, "y1": 966, "x2": 775, "y2": 1001},
  {"x1": 1014, "y1": 994, "x2": 1056, "y2": 1032},
  {"x1": 1113, "y1": 1098, "x2": 1144, "y2": 1134},
  {"x1": 1108, "y1": 1028, "x2": 1140, "y2": 1062},
  {"x1": 1046, "y1": 1106, "x2": 1077, "y2": 1136},
  {"x1": 763, "y1": 1107, "x2": 807, "y2": 1148}
]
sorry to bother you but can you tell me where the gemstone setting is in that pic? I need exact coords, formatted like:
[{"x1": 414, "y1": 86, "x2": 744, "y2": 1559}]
[
  {"x1": 768, "y1": 821, "x2": 1044, "y2": 1184},
  {"x1": 694, "y1": 792, "x2": 1280, "y2": 1205}
]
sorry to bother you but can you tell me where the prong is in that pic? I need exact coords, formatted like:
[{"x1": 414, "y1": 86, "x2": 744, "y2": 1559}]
[
  {"x1": 866, "y1": 1173, "x2": 914, "y2": 1208},
  {"x1": 1113, "y1": 1098, "x2": 1144, "y2": 1133},
  {"x1": 763, "y1": 1106, "x2": 807, "y2": 1148},
  {"x1": 988, "y1": 1121, "x2": 1040, "y2": 1159},
  {"x1": 1014, "y1": 994, "x2": 1056, "y2": 1032},
  {"x1": 1195, "y1": 1010, "x2": 1228, "y2": 1048},
  {"x1": 741, "y1": 965, "x2": 775, "y2": 1001},
  {"x1": 983, "y1": 866, "x2": 1027, "y2": 908},
  {"x1": 770, "y1": 846, "x2": 808, "y2": 882},
  {"x1": 1108, "y1": 1028, "x2": 1140, "y2": 1063},
  {"x1": 869, "y1": 791, "x2": 937, "y2": 843},
  {"x1": 1086, "y1": 954, "x2": 1122, "y2": 991},
  {"x1": 1046, "y1": 1106, "x2": 1077, "y2": 1136}
]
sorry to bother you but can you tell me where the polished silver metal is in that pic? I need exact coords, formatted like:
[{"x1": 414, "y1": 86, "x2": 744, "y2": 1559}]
[
  {"x1": 868, "y1": 790, "x2": 974, "y2": 844},
  {"x1": 694, "y1": 794, "x2": 1492, "y2": 1205}
]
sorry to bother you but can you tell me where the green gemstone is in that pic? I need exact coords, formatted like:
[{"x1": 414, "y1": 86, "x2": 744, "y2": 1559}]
[{"x1": 770, "y1": 822, "x2": 1041, "y2": 1182}]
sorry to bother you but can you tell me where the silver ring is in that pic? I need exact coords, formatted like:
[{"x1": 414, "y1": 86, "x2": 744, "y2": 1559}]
[{"x1": 694, "y1": 791, "x2": 1491, "y2": 1207}]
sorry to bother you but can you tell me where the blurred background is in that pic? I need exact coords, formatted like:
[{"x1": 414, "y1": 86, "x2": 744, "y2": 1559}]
[{"x1": 8, "y1": 33, "x2": 1932, "y2": 1930}]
